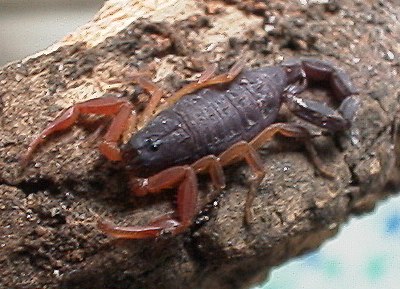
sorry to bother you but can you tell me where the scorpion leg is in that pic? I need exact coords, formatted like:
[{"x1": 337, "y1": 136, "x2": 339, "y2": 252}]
[
  {"x1": 100, "y1": 155, "x2": 226, "y2": 239},
  {"x1": 218, "y1": 141, "x2": 265, "y2": 224},
  {"x1": 283, "y1": 59, "x2": 357, "y2": 132},
  {"x1": 136, "y1": 78, "x2": 164, "y2": 127},
  {"x1": 97, "y1": 221, "x2": 166, "y2": 239},
  {"x1": 99, "y1": 102, "x2": 136, "y2": 161},
  {"x1": 192, "y1": 155, "x2": 226, "y2": 203},
  {"x1": 166, "y1": 59, "x2": 245, "y2": 106},
  {"x1": 216, "y1": 122, "x2": 335, "y2": 224},
  {"x1": 100, "y1": 166, "x2": 198, "y2": 239},
  {"x1": 198, "y1": 63, "x2": 218, "y2": 83},
  {"x1": 21, "y1": 96, "x2": 134, "y2": 166},
  {"x1": 96, "y1": 68, "x2": 164, "y2": 128},
  {"x1": 250, "y1": 122, "x2": 333, "y2": 178},
  {"x1": 192, "y1": 155, "x2": 226, "y2": 193}
]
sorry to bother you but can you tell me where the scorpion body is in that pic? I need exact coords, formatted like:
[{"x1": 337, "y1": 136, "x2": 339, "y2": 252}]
[
  {"x1": 22, "y1": 58, "x2": 357, "y2": 239},
  {"x1": 125, "y1": 67, "x2": 286, "y2": 175}
]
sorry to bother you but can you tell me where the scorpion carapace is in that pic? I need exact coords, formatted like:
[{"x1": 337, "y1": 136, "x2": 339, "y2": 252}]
[{"x1": 21, "y1": 58, "x2": 357, "y2": 239}]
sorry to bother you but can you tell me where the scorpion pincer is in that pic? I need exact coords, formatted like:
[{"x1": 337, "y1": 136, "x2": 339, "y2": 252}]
[{"x1": 21, "y1": 58, "x2": 357, "y2": 239}]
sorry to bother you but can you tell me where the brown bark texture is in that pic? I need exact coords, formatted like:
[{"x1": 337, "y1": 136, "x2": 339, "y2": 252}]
[{"x1": 1, "y1": 1, "x2": 400, "y2": 288}]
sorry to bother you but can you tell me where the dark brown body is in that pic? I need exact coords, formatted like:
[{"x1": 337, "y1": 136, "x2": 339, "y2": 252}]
[
  {"x1": 125, "y1": 67, "x2": 288, "y2": 175},
  {"x1": 124, "y1": 59, "x2": 355, "y2": 177}
]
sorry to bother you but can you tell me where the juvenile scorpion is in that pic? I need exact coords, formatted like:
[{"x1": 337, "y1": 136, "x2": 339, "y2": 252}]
[{"x1": 21, "y1": 58, "x2": 357, "y2": 239}]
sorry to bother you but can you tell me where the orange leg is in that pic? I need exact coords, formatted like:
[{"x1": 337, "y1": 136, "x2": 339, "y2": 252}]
[
  {"x1": 198, "y1": 63, "x2": 218, "y2": 83},
  {"x1": 166, "y1": 59, "x2": 246, "y2": 106},
  {"x1": 100, "y1": 166, "x2": 198, "y2": 239},
  {"x1": 135, "y1": 78, "x2": 164, "y2": 127},
  {"x1": 192, "y1": 155, "x2": 226, "y2": 193},
  {"x1": 99, "y1": 143, "x2": 262, "y2": 239},
  {"x1": 97, "y1": 221, "x2": 166, "y2": 239},
  {"x1": 100, "y1": 153, "x2": 230, "y2": 239},
  {"x1": 216, "y1": 123, "x2": 332, "y2": 223},
  {"x1": 249, "y1": 123, "x2": 334, "y2": 178},
  {"x1": 219, "y1": 141, "x2": 265, "y2": 223},
  {"x1": 21, "y1": 96, "x2": 134, "y2": 166},
  {"x1": 94, "y1": 67, "x2": 164, "y2": 128},
  {"x1": 98, "y1": 103, "x2": 136, "y2": 161}
]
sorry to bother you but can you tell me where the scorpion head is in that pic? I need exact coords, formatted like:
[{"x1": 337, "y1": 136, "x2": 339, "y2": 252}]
[
  {"x1": 122, "y1": 133, "x2": 172, "y2": 177},
  {"x1": 121, "y1": 111, "x2": 190, "y2": 177},
  {"x1": 122, "y1": 136, "x2": 169, "y2": 177}
]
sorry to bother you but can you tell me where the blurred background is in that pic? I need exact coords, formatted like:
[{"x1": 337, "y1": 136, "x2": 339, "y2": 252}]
[
  {"x1": 0, "y1": 0, "x2": 104, "y2": 65},
  {"x1": 1, "y1": 1, "x2": 399, "y2": 289},
  {"x1": 258, "y1": 196, "x2": 400, "y2": 289}
]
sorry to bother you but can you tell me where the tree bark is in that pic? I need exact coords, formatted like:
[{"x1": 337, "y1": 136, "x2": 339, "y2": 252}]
[{"x1": 1, "y1": 1, "x2": 399, "y2": 288}]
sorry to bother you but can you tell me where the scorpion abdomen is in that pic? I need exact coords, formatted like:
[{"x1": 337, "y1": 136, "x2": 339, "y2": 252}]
[{"x1": 125, "y1": 66, "x2": 288, "y2": 175}]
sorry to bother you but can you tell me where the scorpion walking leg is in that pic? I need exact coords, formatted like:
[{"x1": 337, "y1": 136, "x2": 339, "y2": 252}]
[
  {"x1": 219, "y1": 141, "x2": 265, "y2": 224},
  {"x1": 167, "y1": 59, "x2": 245, "y2": 106},
  {"x1": 192, "y1": 155, "x2": 226, "y2": 202},
  {"x1": 136, "y1": 78, "x2": 164, "y2": 126},
  {"x1": 96, "y1": 70, "x2": 164, "y2": 128},
  {"x1": 97, "y1": 221, "x2": 166, "y2": 239},
  {"x1": 99, "y1": 103, "x2": 136, "y2": 161},
  {"x1": 100, "y1": 156, "x2": 228, "y2": 239},
  {"x1": 250, "y1": 123, "x2": 334, "y2": 178},
  {"x1": 100, "y1": 166, "x2": 199, "y2": 239},
  {"x1": 21, "y1": 96, "x2": 134, "y2": 166},
  {"x1": 198, "y1": 63, "x2": 218, "y2": 83},
  {"x1": 216, "y1": 123, "x2": 336, "y2": 223}
]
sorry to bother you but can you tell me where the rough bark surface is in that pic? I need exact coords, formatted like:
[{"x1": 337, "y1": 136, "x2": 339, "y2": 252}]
[{"x1": 1, "y1": 1, "x2": 400, "y2": 288}]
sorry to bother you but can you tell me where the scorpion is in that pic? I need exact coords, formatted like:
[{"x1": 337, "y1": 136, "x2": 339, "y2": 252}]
[{"x1": 21, "y1": 58, "x2": 357, "y2": 239}]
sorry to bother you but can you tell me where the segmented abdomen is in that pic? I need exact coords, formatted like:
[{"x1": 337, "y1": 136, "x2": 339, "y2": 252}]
[
  {"x1": 170, "y1": 67, "x2": 287, "y2": 160},
  {"x1": 126, "y1": 66, "x2": 289, "y2": 174}
]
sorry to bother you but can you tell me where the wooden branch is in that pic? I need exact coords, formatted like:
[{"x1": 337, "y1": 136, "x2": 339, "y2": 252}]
[{"x1": 1, "y1": 1, "x2": 399, "y2": 288}]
